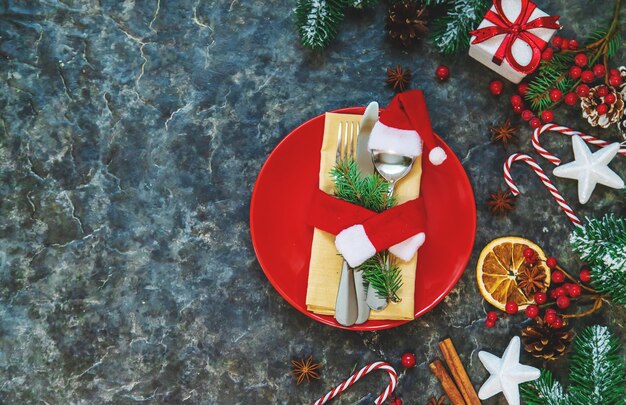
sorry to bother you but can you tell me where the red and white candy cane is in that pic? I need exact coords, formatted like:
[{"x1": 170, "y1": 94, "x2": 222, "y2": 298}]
[
  {"x1": 532, "y1": 123, "x2": 626, "y2": 165},
  {"x1": 504, "y1": 153, "x2": 583, "y2": 227},
  {"x1": 312, "y1": 362, "x2": 397, "y2": 405}
]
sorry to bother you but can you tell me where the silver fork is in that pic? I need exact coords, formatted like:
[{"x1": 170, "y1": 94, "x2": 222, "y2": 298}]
[{"x1": 334, "y1": 121, "x2": 367, "y2": 327}]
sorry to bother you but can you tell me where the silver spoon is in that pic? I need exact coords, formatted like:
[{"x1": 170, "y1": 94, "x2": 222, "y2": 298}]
[{"x1": 365, "y1": 150, "x2": 416, "y2": 310}]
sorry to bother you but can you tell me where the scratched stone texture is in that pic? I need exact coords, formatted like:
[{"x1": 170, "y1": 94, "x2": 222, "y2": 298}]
[{"x1": 0, "y1": 0, "x2": 624, "y2": 403}]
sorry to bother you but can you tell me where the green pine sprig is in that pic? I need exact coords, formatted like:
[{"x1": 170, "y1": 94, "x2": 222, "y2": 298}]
[
  {"x1": 570, "y1": 214, "x2": 626, "y2": 305},
  {"x1": 431, "y1": 0, "x2": 490, "y2": 55},
  {"x1": 569, "y1": 325, "x2": 626, "y2": 404},
  {"x1": 521, "y1": 325, "x2": 626, "y2": 405},
  {"x1": 331, "y1": 159, "x2": 401, "y2": 302},
  {"x1": 520, "y1": 369, "x2": 569, "y2": 405},
  {"x1": 295, "y1": 0, "x2": 347, "y2": 50},
  {"x1": 525, "y1": 53, "x2": 574, "y2": 111}
]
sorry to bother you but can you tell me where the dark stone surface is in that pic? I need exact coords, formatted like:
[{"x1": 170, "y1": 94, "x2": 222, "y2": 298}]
[{"x1": 0, "y1": 0, "x2": 625, "y2": 403}]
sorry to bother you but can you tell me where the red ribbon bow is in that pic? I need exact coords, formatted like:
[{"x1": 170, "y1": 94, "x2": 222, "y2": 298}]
[{"x1": 469, "y1": 0, "x2": 561, "y2": 74}]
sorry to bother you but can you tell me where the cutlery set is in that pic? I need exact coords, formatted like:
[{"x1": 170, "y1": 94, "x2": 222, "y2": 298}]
[{"x1": 334, "y1": 102, "x2": 417, "y2": 327}]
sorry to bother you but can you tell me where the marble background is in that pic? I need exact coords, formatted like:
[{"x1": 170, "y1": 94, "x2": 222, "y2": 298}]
[{"x1": 0, "y1": 0, "x2": 625, "y2": 403}]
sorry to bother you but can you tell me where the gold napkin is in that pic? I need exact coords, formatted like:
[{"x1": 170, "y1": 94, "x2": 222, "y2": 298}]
[{"x1": 305, "y1": 112, "x2": 423, "y2": 320}]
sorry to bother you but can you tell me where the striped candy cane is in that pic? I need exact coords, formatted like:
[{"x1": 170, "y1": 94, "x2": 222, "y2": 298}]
[
  {"x1": 312, "y1": 362, "x2": 397, "y2": 405},
  {"x1": 532, "y1": 123, "x2": 626, "y2": 165},
  {"x1": 504, "y1": 153, "x2": 583, "y2": 227}
]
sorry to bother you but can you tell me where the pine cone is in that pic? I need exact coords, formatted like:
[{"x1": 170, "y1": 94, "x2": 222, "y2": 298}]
[
  {"x1": 385, "y1": 1, "x2": 428, "y2": 47},
  {"x1": 581, "y1": 84, "x2": 625, "y2": 128},
  {"x1": 617, "y1": 66, "x2": 626, "y2": 140},
  {"x1": 521, "y1": 319, "x2": 575, "y2": 361}
]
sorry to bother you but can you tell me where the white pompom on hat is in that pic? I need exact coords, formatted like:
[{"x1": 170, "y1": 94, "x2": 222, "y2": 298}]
[{"x1": 368, "y1": 89, "x2": 447, "y2": 166}]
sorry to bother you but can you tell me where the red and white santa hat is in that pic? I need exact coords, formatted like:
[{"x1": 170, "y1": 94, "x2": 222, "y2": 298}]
[{"x1": 368, "y1": 89, "x2": 447, "y2": 165}]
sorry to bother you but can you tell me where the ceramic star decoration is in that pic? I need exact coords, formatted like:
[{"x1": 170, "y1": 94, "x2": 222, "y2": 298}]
[
  {"x1": 553, "y1": 135, "x2": 624, "y2": 204},
  {"x1": 478, "y1": 336, "x2": 540, "y2": 405}
]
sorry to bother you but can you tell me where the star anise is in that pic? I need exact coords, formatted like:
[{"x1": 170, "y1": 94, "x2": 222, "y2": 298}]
[
  {"x1": 490, "y1": 118, "x2": 519, "y2": 145},
  {"x1": 517, "y1": 265, "x2": 547, "y2": 297},
  {"x1": 486, "y1": 188, "x2": 515, "y2": 216},
  {"x1": 291, "y1": 356, "x2": 321, "y2": 384},
  {"x1": 426, "y1": 395, "x2": 446, "y2": 405},
  {"x1": 387, "y1": 65, "x2": 411, "y2": 92}
]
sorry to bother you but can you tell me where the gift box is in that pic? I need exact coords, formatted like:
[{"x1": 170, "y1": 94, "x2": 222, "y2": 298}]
[{"x1": 469, "y1": 0, "x2": 561, "y2": 83}]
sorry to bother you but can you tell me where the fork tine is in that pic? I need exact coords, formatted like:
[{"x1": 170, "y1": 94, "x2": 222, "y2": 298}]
[
  {"x1": 336, "y1": 121, "x2": 342, "y2": 163},
  {"x1": 343, "y1": 121, "x2": 349, "y2": 160}
]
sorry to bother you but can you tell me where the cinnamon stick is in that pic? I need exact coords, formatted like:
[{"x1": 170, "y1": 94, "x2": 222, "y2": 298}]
[
  {"x1": 428, "y1": 359, "x2": 466, "y2": 405},
  {"x1": 438, "y1": 338, "x2": 481, "y2": 405}
]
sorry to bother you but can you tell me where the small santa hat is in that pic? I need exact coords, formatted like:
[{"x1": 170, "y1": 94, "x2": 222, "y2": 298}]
[{"x1": 368, "y1": 89, "x2": 447, "y2": 166}]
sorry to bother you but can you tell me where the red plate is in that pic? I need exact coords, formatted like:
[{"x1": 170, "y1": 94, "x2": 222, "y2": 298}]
[{"x1": 250, "y1": 107, "x2": 476, "y2": 330}]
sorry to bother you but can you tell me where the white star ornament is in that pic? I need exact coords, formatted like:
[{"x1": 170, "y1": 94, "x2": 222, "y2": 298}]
[
  {"x1": 478, "y1": 336, "x2": 540, "y2": 405},
  {"x1": 553, "y1": 135, "x2": 624, "y2": 204}
]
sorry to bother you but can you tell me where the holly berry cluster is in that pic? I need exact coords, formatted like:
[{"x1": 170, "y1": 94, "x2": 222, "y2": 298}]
[
  {"x1": 488, "y1": 33, "x2": 625, "y2": 128},
  {"x1": 485, "y1": 247, "x2": 596, "y2": 330}
]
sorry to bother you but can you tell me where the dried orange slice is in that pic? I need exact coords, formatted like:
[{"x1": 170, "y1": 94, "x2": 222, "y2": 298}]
[{"x1": 477, "y1": 236, "x2": 551, "y2": 311}]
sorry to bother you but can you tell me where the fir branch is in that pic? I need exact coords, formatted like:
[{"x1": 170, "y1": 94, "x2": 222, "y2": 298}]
[
  {"x1": 521, "y1": 369, "x2": 570, "y2": 405},
  {"x1": 431, "y1": 0, "x2": 489, "y2": 55},
  {"x1": 295, "y1": 0, "x2": 347, "y2": 49},
  {"x1": 571, "y1": 214, "x2": 626, "y2": 305},
  {"x1": 331, "y1": 159, "x2": 395, "y2": 212},
  {"x1": 360, "y1": 251, "x2": 403, "y2": 303},
  {"x1": 569, "y1": 325, "x2": 626, "y2": 404},
  {"x1": 347, "y1": 0, "x2": 377, "y2": 8},
  {"x1": 525, "y1": 54, "x2": 573, "y2": 112}
]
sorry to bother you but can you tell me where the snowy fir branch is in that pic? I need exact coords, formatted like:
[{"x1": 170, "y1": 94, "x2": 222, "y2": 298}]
[
  {"x1": 295, "y1": 0, "x2": 347, "y2": 49},
  {"x1": 521, "y1": 325, "x2": 625, "y2": 405},
  {"x1": 431, "y1": 0, "x2": 490, "y2": 55},
  {"x1": 571, "y1": 214, "x2": 626, "y2": 305}
]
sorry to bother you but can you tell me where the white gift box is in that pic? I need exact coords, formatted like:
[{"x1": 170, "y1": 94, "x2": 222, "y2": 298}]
[{"x1": 469, "y1": 0, "x2": 560, "y2": 83}]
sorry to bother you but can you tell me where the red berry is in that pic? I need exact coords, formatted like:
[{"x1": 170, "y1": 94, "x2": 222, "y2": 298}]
[
  {"x1": 394, "y1": 399, "x2": 403, "y2": 405},
  {"x1": 525, "y1": 255, "x2": 538, "y2": 264},
  {"x1": 401, "y1": 352, "x2": 416, "y2": 368},
  {"x1": 593, "y1": 64, "x2": 606, "y2": 77},
  {"x1": 541, "y1": 110, "x2": 554, "y2": 123},
  {"x1": 435, "y1": 65, "x2": 450, "y2": 81},
  {"x1": 597, "y1": 86, "x2": 610, "y2": 97},
  {"x1": 545, "y1": 312, "x2": 557, "y2": 324},
  {"x1": 580, "y1": 268, "x2": 592, "y2": 283},
  {"x1": 489, "y1": 80, "x2": 504, "y2": 96},
  {"x1": 569, "y1": 284, "x2": 582, "y2": 297},
  {"x1": 552, "y1": 270, "x2": 565, "y2": 283},
  {"x1": 569, "y1": 39, "x2": 579, "y2": 50},
  {"x1": 485, "y1": 319, "x2": 496, "y2": 328},
  {"x1": 521, "y1": 109, "x2": 534, "y2": 121},
  {"x1": 529, "y1": 117, "x2": 542, "y2": 129},
  {"x1": 525, "y1": 304, "x2": 539, "y2": 318},
  {"x1": 581, "y1": 70, "x2": 595, "y2": 83},
  {"x1": 505, "y1": 301, "x2": 519, "y2": 314},
  {"x1": 555, "y1": 287, "x2": 567, "y2": 297},
  {"x1": 546, "y1": 257, "x2": 558, "y2": 269},
  {"x1": 550, "y1": 289, "x2": 558, "y2": 299},
  {"x1": 597, "y1": 104, "x2": 609, "y2": 115},
  {"x1": 552, "y1": 317, "x2": 564, "y2": 329},
  {"x1": 546, "y1": 308, "x2": 557, "y2": 315},
  {"x1": 576, "y1": 84, "x2": 590, "y2": 97},
  {"x1": 569, "y1": 66, "x2": 582, "y2": 79},
  {"x1": 605, "y1": 93, "x2": 617, "y2": 104},
  {"x1": 511, "y1": 95, "x2": 524, "y2": 107},
  {"x1": 564, "y1": 92, "x2": 578, "y2": 106},
  {"x1": 523, "y1": 248, "x2": 535, "y2": 258},
  {"x1": 541, "y1": 48, "x2": 554, "y2": 61},
  {"x1": 552, "y1": 36, "x2": 563, "y2": 48},
  {"x1": 534, "y1": 292, "x2": 548, "y2": 304},
  {"x1": 557, "y1": 295, "x2": 570, "y2": 309},
  {"x1": 487, "y1": 311, "x2": 499, "y2": 322},
  {"x1": 610, "y1": 68, "x2": 620, "y2": 77},
  {"x1": 518, "y1": 83, "x2": 530, "y2": 96},
  {"x1": 549, "y1": 89, "x2": 562, "y2": 102},
  {"x1": 609, "y1": 74, "x2": 623, "y2": 86},
  {"x1": 563, "y1": 283, "x2": 573, "y2": 293},
  {"x1": 574, "y1": 53, "x2": 588, "y2": 67},
  {"x1": 513, "y1": 104, "x2": 524, "y2": 114}
]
